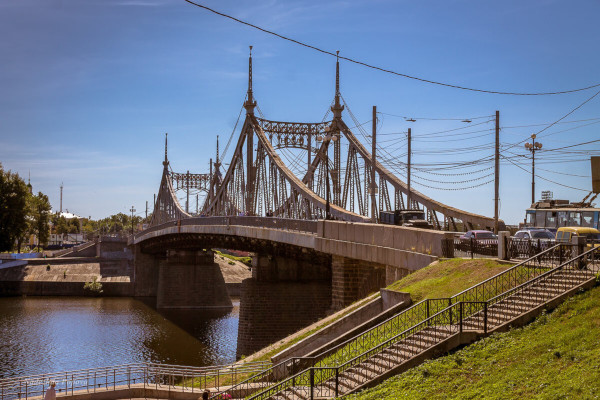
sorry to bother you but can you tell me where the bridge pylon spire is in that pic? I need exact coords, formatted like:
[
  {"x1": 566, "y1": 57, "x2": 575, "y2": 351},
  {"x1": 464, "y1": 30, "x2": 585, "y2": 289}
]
[
  {"x1": 244, "y1": 46, "x2": 257, "y2": 115},
  {"x1": 331, "y1": 50, "x2": 344, "y2": 120},
  {"x1": 214, "y1": 135, "x2": 221, "y2": 172},
  {"x1": 163, "y1": 132, "x2": 169, "y2": 168}
]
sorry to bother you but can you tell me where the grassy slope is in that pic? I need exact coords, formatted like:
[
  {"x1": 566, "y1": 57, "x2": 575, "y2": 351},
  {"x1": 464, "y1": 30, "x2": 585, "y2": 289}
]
[
  {"x1": 215, "y1": 250, "x2": 252, "y2": 267},
  {"x1": 387, "y1": 258, "x2": 512, "y2": 301},
  {"x1": 344, "y1": 284, "x2": 600, "y2": 400}
]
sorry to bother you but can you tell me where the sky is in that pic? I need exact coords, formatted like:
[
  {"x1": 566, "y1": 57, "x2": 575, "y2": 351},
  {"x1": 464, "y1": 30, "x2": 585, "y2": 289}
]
[{"x1": 0, "y1": 0, "x2": 599, "y2": 224}]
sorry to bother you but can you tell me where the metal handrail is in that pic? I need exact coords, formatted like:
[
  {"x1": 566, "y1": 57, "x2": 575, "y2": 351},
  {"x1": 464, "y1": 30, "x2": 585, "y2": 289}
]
[
  {"x1": 0, "y1": 361, "x2": 271, "y2": 400},
  {"x1": 243, "y1": 243, "x2": 594, "y2": 400},
  {"x1": 135, "y1": 216, "x2": 319, "y2": 241}
]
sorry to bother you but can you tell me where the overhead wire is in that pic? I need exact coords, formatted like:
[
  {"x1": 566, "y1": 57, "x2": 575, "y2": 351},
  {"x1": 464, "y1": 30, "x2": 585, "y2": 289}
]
[
  {"x1": 501, "y1": 154, "x2": 590, "y2": 192},
  {"x1": 184, "y1": 0, "x2": 600, "y2": 96}
]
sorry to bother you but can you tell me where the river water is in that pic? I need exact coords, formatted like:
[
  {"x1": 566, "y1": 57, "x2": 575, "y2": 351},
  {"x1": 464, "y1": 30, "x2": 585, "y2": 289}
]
[{"x1": 0, "y1": 296, "x2": 239, "y2": 378}]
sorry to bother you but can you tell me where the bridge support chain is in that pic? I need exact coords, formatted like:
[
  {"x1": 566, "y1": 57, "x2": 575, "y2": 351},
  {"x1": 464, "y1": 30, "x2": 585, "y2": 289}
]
[
  {"x1": 236, "y1": 253, "x2": 332, "y2": 358},
  {"x1": 331, "y1": 255, "x2": 393, "y2": 310},
  {"x1": 156, "y1": 249, "x2": 232, "y2": 309}
]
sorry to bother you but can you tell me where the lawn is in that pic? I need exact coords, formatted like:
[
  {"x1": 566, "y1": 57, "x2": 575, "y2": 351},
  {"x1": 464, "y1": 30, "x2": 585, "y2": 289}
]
[{"x1": 343, "y1": 283, "x2": 600, "y2": 400}]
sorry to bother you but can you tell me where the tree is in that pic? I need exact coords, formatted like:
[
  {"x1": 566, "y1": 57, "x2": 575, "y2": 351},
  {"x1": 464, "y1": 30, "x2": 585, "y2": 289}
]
[
  {"x1": 0, "y1": 163, "x2": 30, "y2": 252},
  {"x1": 30, "y1": 192, "x2": 52, "y2": 247},
  {"x1": 69, "y1": 217, "x2": 80, "y2": 234}
]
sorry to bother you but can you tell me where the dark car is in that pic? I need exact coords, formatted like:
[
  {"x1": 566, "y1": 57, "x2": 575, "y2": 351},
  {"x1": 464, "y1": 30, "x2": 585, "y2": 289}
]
[
  {"x1": 459, "y1": 230, "x2": 497, "y2": 241},
  {"x1": 457, "y1": 230, "x2": 498, "y2": 255},
  {"x1": 510, "y1": 229, "x2": 555, "y2": 258}
]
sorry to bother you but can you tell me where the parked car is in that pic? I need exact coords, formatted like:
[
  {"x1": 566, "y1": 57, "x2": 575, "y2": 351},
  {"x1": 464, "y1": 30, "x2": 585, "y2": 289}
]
[
  {"x1": 456, "y1": 230, "x2": 498, "y2": 255},
  {"x1": 459, "y1": 230, "x2": 497, "y2": 241},
  {"x1": 511, "y1": 228, "x2": 555, "y2": 257},
  {"x1": 556, "y1": 227, "x2": 600, "y2": 247}
]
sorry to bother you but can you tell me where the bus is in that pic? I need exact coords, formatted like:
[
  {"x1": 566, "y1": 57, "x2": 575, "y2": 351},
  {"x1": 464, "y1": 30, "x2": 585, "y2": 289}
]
[{"x1": 522, "y1": 199, "x2": 600, "y2": 231}]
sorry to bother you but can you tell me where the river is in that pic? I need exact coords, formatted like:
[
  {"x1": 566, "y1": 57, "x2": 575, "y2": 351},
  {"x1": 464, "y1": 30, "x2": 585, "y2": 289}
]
[{"x1": 0, "y1": 296, "x2": 239, "y2": 378}]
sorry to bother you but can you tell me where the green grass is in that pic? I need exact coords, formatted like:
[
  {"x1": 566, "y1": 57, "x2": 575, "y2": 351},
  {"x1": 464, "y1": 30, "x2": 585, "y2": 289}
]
[
  {"x1": 251, "y1": 259, "x2": 516, "y2": 393},
  {"x1": 343, "y1": 283, "x2": 600, "y2": 400},
  {"x1": 215, "y1": 250, "x2": 252, "y2": 267},
  {"x1": 387, "y1": 258, "x2": 512, "y2": 302}
]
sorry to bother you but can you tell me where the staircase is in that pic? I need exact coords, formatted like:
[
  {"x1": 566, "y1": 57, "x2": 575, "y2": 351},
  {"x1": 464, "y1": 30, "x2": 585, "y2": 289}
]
[{"x1": 212, "y1": 243, "x2": 598, "y2": 400}]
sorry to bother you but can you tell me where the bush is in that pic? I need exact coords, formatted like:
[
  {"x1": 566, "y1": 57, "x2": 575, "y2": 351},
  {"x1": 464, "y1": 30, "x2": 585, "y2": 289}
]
[{"x1": 83, "y1": 276, "x2": 103, "y2": 294}]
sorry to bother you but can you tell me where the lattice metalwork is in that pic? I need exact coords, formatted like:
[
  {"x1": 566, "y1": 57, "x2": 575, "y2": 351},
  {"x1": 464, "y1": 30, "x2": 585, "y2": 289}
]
[{"x1": 149, "y1": 52, "x2": 501, "y2": 231}]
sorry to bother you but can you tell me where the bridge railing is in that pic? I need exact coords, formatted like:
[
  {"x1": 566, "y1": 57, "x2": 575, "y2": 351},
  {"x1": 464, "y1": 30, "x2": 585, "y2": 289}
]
[
  {"x1": 136, "y1": 216, "x2": 318, "y2": 240},
  {"x1": 0, "y1": 361, "x2": 271, "y2": 400}
]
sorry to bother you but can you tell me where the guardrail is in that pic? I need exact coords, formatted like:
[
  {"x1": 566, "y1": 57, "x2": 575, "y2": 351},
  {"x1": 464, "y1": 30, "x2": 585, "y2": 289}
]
[
  {"x1": 0, "y1": 361, "x2": 271, "y2": 400},
  {"x1": 135, "y1": 216, "x2": 318, "y2": 242}
]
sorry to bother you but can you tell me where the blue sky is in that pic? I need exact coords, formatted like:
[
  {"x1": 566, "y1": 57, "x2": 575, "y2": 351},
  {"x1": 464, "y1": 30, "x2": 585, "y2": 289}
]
[{"x1": 1, "y1": 0, "x2": 599, "y2": 224}]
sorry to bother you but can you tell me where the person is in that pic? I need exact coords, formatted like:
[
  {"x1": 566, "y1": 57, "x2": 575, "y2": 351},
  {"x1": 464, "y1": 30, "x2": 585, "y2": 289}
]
[
  {"x1": 44, "y1": 382, "x2": 56, "y2": 400},
  {"x1": 201, "y1": 389, "x2": 210, "y2": 400}
]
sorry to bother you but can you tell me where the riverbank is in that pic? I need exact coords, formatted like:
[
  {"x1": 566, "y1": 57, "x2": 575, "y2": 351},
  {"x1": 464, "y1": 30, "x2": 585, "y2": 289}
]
[{"x1": 0, "y1": 254, "x2": 251, "y2": 297}]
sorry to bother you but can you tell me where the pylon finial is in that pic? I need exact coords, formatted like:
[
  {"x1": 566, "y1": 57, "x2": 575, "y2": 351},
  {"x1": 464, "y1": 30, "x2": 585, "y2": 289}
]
[
  {"x1": 244, "y1": 45, "x2": 256, "y2": 114},
  {"x1": 332, "y1": 50, "x2": 344, "y2": 118},
  {"x1": 163, "y1": 132, "x2": 169, "y2": 167}
]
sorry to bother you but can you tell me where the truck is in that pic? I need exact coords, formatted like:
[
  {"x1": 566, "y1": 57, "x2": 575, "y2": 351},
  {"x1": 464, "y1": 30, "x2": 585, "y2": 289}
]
[{"x1": 379, "y1": 209, "x2": 434, "y2": 229}]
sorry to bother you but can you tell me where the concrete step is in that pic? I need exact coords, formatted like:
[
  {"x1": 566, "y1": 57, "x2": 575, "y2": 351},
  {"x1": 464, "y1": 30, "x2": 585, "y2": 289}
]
[{"x1": 343, "y1": 364, "x2": 379, "y2": 382}]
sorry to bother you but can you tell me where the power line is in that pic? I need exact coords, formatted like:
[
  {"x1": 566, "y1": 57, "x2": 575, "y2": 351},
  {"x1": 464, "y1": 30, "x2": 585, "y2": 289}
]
[
  {"x1": 501, "y1": 117, "x2": 600, "y2": 129},
  {"x1": 504, "y1": 88, "x2": 600, "y2": 152},
  {"x1": 539, "y1": 138, "x2": 600, "y2": 152},
  {"x1": 378, "y1": 112, "x2": 493, "y2": 121},
  {"x1": 183, "y1": 0, "x2": 600, "y2": 96},
  {"x1": 501, "y1": 154, "x2": 589, "y2": 192}
]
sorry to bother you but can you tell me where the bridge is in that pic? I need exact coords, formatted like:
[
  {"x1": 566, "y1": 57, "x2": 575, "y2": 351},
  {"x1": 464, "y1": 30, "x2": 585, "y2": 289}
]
[{"x1": 130, "y1": 49, "x2": 502, "y2": 357}]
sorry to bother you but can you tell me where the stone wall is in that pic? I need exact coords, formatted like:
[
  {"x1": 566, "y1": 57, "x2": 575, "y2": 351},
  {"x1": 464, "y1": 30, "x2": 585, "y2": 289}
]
[
  {"x1": 0, "y1": 281, "x2": 132, "y2": 296},
  {"x1": 331, "y1": 255, "x2": 388, "y2": 310},
  {"x1": 133, "y1": 246, "x2": 159, "y2": 297},
  {"x1": 236, "y1": 279, "x2": 331, "y2": 358},
  {"x1": 156, "y1": 250, "x2": 232, "y2": 309}
]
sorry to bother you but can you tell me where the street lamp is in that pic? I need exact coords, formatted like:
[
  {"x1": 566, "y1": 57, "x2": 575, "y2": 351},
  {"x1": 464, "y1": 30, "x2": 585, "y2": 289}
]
[
  {"x1": 524, "y1": 134, "x2": 543, "y2": 205},
  {"x1": 130, "y1": 206, "x2": 136, "y2": 235},
  {"x1": 316, "y1": 127, "x2": 339, "y2": 220}
]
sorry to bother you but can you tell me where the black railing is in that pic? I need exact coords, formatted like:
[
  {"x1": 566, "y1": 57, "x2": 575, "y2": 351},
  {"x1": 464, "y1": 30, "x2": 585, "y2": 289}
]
[
  {"x1": 451, "y1": 237, "x2": 498, "y2": 258},
  {"x1": 507, "y1": 238, "x2": 557, "y2": 259},
  {"x1": 241, "y1": 243, "x2": 597, "y2": 400}
]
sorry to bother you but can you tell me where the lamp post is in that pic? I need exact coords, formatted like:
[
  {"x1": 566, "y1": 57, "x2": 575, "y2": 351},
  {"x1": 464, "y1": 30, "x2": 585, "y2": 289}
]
[
  {"x1": 524, "y1": 134, "x2": 543, "y2": 204},
  {"x1": 316, "y1": 127, "x2": 339, "y2": 220},
  {"x1": 130, "y1": 206, "x2": 136, "y2": 235}
]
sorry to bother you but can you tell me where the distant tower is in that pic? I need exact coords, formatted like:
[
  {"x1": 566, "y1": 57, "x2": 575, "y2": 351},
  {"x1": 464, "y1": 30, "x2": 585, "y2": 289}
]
[
  {"x1": 27, "y1": 170, "x2": 32, "y2": 194},
  {"x1": 60, "y1": 182, "x2": 64, "y2": 213}
]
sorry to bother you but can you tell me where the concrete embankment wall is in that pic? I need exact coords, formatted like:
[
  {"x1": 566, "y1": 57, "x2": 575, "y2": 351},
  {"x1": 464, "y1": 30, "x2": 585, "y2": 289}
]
[
  {"x1": 0, "y1": 281, "x2": 133, "y2": 296},
  {"x1": 272, "y1": 289, "x2": 411, "y2": 363},
  {"x1": 0, "y1": 256, "x2": 243, "y2": 298},
  {"x1": 0, "y1": 258, "x2": 133, "y2": 297}
]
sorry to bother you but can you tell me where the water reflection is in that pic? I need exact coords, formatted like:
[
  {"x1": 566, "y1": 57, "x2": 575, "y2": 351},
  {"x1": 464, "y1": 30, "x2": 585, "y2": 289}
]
[{"x1": 0, "y1": 297, "x2": 239, "y2": 378}]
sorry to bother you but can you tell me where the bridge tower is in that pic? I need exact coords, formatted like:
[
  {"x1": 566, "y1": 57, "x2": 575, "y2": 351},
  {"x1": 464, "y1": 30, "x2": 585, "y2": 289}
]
[
  {"x1": 330, "y1": 52, "x2": 344, "y2": 207},
  {"x1": 244, "y1": 46, "x2": 257, "y2": 214}
]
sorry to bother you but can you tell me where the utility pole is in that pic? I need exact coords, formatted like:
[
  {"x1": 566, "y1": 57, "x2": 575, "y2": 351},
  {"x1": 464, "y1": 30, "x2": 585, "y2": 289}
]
[
  {"x1": 371, "y1": 106, "x2": 377, "y2": 222},
  {"x1": 60, "y1": 182, "x2": 64, "y2": 214},
  {"x1": 494, "y1": 110, "x2": 500, "y2": 233},
  {"x1": 145, "y1": 201, "x2": 148, "y2": 219},
  {"x1": 186, "y1": 170, "x2": 190, "y2": 214},
  {"x1": 130, "y1": 206, "x2": 136, "y2": 235},
  {"x1": 407, "y1": 128, "x2": 412, "y2": 209}
]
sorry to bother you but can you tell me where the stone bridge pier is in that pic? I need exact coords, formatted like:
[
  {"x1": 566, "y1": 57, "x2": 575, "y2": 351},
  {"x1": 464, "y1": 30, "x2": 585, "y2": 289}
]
[
  {"x1": 133, "y1": 246, "x2": 232, "y2": 309},
  {"x1": 236, "y1": 252, "x2": 332, "y2": 358}
]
